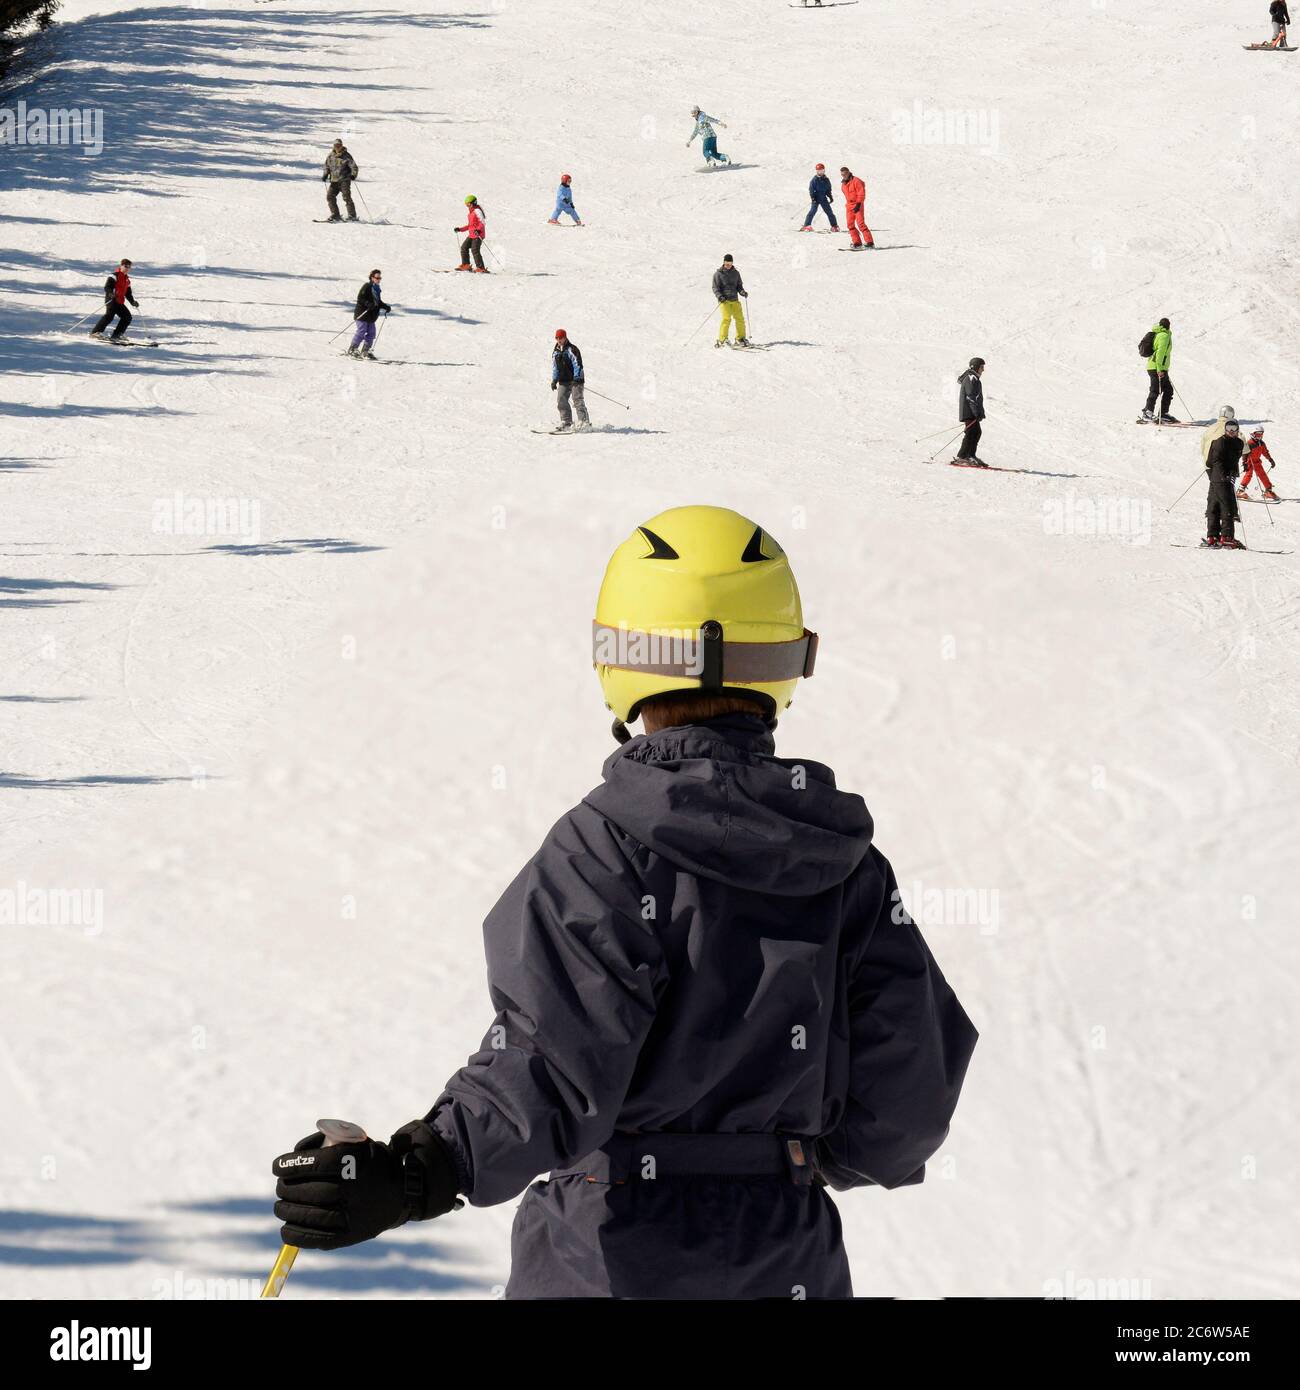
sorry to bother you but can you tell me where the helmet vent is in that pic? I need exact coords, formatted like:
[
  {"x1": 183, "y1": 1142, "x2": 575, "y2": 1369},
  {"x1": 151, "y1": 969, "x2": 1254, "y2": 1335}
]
[
  {"x1": 741, "y1": 526, "x2": 771, "y2": 563},
  {"x1": 637, "y1": 527, "x2": 680, "y2": 560}
]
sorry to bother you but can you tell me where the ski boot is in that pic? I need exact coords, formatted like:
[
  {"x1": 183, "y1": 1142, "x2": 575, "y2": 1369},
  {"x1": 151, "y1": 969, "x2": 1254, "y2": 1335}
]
[
  {"x1": 326, "y1": 214, "x2": 342, "y2": 223},
  {"x1": 473, "y1": 266, "x2": 490, "y2": 273},
  {"x1": 547, "y1": 218, "x2": 560, "y2": 225},
  {"x1": 455, "y1": 263, "x2": 471, "y2": 271},
  {"x1": 1141, "y1": 409, "x2": 1155, "y2": 422},
  {"x1": 736, "y1": 338, "x2": 751, "y2": 348},
  {"x1": 1236, "y1": 488, "x2": 1250, "y2": 499},
  {"x1": 1220, "y1": 537, "x2": 1245, "y2": 549},
  {"x1": 1263, "y1": 488, "x2": 1279, "y2": 501},
  {"x1": 799, "y1": 225, "x2": 813, "y2": 232},
  {"x1": 714, "y1": 340, "x2": 725, "y2": 348},
  {"x1": 1158, "y1": 414, "x2": 1179, "y2": 424}
]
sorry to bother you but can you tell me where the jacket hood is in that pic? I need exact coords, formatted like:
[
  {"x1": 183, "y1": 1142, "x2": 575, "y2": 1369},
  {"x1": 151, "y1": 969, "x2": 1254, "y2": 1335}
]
[{"x1": 584, "y1": 714, "x2": 874, "y2": 896}]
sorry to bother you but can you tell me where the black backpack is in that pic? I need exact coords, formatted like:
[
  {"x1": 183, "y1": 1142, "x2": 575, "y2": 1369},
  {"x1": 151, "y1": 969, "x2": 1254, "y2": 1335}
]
[{"x1": 1138, "y1": 330, "x2": 1157, "y2": 358}]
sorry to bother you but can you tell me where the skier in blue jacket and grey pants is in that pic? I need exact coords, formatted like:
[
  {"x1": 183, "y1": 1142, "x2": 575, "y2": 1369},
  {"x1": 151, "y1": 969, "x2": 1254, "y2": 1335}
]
[
  {"x1": 548, "y1": 173, "x2": 582, "y2": 225},
  {"x1": 801, "y1": 163, "x2": 839, "y2": 230}
]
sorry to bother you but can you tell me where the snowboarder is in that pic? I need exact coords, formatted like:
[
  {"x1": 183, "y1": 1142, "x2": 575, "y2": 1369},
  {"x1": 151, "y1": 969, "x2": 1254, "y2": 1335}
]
[
  {"x1": 801, "y1": 163, "x2": 839, "y2": 231},
  {"x1": 548, "y1": 174, "x2": 581, "y2": 226},
  {"x1": 687, "y1": 106, "x2": 730, "y2": 166},
  {"x1": 712, "y1": 254, "x2": 750, "y2": 347},
  {"x1": 347, "y1": 268, "x2": 390, "y2": 358},
  {"x1": 1238, "y1": 427, "x2": 1279, "y2": 501},
  {"x1": 90, "y1": 259, "x2": 138, "y2": 342},
  {"x1": 1266, "y1": 1, "x2": 1290, "y2": 46},
  {"x1": 1201, "y1": 405, "x2": 1236, "y2": 461},
  {"x1": 269, "y1": 503, "x2": 978, "y2": 1299},
  {"x1": 1140, "y1": 318, "x2": 1176, "y2": 422},
  {"x1": 953, "y1": 357, "x2": 987, "y2": 464},
  {"x1": 322, "y1": 139, "x2": 359, "y2": 222},
  {"x1": 1204, "y1": 419, "x2": 1245, "y2": 547},
  {"x1": 455, "y1": 195, "x2": 487, "y2": 272},
  {"x1": 839, "y1": 166, "x2": 874, "y2": 249},
  {"x1": 551, "y1": 329, "x2": 590, "y2": 431}
]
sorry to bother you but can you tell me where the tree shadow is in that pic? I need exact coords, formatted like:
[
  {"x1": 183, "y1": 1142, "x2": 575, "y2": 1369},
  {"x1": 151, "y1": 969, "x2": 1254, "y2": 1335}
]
[
  {"x1": 1, "y1": 8, "x2": 493, "y2": 196},
  {"x1": 0, "y1": 772, "x2": 194, "y2": 788},
  {"x1": 0, "y1": 575, "x2": 118, "y2": 608},
  {"x1": 203, "y1": 537, "x2": 384, "y2": 556}
]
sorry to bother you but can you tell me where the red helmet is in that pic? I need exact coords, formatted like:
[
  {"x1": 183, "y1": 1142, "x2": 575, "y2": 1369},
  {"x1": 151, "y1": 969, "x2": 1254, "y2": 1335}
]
[
  {"x1": 560, "y1": 173, "x2": 572, "y2": 183},
  {"x1": 555, "y1": 328, "x2": 567, "y2": 339},
  {"x1": 815, "y1": 163, "x2": 825, "y2": 170}
]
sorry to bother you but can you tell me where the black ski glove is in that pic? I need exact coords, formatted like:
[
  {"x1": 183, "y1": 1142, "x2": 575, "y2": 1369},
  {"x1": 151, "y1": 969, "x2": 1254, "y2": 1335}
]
[
  {"x1": 551, "y1": 381, "x2": 557, "y2": 391},
  {"x1": 272, "y1": 1120, "x2": 461, "y2": 1251},
  {"x1": 383, "y1": 305, "x2": 391, "y2": 315}
]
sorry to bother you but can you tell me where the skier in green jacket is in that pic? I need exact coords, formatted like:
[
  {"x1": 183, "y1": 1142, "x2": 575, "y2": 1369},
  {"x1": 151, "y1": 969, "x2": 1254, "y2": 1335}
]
[{"x1": 1142, "y1": 318, "x2": 1176, "y2": 423}]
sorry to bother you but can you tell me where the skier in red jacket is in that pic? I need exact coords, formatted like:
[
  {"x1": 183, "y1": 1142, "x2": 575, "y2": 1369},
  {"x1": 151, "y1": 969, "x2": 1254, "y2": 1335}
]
[
  {"x1": 455, "y1": 195, "x2": 488, "y2": 272},
  {"x1": 1237, "y1": 428, "x2": 1279, "y2": 501},
  {"x1": 90, "y1": 259, "x2": 138, "y2": 341},
  {"x1": 838, "y1": 167, "x2": 874, "y2": 250}
]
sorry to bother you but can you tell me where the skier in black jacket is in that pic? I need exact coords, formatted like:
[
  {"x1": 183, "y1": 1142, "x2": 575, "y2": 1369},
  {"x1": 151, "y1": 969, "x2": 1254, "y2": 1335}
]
[
  {"x1": 347, "y1": 268, "x2": 391, "y2": 359},
  {"x1": 1204, "y1": 420, "x2": 1245, "y2": 547},
  {"x1": 269, "y1": 505, "x2": 978, "y2": 1300},
  {"x1": 1268, "y1": 2, "x2": 1290, "y2": 47},
  {"x1": 953, "y1": 357, "x2": 987, "y2": 465}
]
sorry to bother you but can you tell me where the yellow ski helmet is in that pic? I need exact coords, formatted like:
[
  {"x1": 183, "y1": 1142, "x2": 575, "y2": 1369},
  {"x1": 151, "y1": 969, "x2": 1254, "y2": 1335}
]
[{"x1": 593, "y1": 506, "x2": 817, "y2": 733}]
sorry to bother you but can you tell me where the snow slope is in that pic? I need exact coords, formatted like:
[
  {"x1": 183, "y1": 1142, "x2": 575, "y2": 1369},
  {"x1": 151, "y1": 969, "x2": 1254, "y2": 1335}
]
[{"x1": 1, "y1": 0, "x2": 1298, "y2": 1298}]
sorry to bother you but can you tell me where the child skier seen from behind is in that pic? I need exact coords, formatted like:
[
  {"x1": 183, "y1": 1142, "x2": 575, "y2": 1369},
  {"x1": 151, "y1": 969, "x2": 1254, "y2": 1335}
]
[{"x1": 271, "y1": 506, "x2": 978, "y2": 1299}]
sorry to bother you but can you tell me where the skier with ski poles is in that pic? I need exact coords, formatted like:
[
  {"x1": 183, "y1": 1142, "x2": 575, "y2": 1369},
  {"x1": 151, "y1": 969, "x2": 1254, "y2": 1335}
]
[
  {"x1": 90, "y1": 259, "x2": 138, "y2": 342},
  {"x1": 548, "y1": 174, "x2": 582, "y2": 226},
  {"x1": 1266, "y1": 1, "x2": 1290, "y2": 46},
  {"x1": 551, "y1": 329, "x2": 591, "y2": 431},
  {"x1": 268, "y1": 503, "x2": 977, "y2": 1300},
  {"x1": 800, "y1": 164, "x2": 839, "y2": 231},
  {"x1": 952, "y1": 357, "x2": 987, "y2": 465},
  {"x1": 1204, "y1": 419, "x2": 1245, "y2": 547},
  {"x1": 712, "y1": 254, "x2": 750, "y2": 347},
  {"x1": 838, "y1": 166, "x2": 874, "y2": 249},
  {"x1": 322, "y1": 139, "x2": 360, "y2": 222},
  {"x1": 347, "y1": 268, "x2": 391, "y2": 359},
  {"x1": 687, "y1": 106, "x2": 730, "y2": 166},
  {"x1": 455, "y1": 195, "x2": 488, "y2": 272},
  {"x1": 1140, "y1": 318, "x2": 1176, "y2": 422},
  {"x1": 1238, "y1": 427, "x2": 1279, "y2": 501}
]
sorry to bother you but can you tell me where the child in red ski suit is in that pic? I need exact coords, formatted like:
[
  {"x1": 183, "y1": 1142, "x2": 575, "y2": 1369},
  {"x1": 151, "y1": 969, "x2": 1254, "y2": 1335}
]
[{"x1": 1237, "y1": 429, "x2": 1279, "y2": 501}]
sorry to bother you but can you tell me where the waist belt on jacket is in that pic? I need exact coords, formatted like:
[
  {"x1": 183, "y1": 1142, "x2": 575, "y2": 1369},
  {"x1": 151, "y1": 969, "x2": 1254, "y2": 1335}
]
[{"x1": 554, "y1": 1132, "x2": 821, "y2": 1187}]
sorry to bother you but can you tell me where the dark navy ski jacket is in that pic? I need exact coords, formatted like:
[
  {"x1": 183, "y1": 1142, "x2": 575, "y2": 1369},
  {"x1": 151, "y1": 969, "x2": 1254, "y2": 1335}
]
[
  {"x1": 809, "y1": 172, "x2": 833, "y2": 202},
  {"x1": 429, "y1": 715, "x2": 977, "y2": 1298}
]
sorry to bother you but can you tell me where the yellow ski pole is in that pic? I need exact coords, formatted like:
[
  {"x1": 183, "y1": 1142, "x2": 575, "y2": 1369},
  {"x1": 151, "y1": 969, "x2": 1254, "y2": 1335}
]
[{"x1": 261, "y1": 1118, "x2": 368, "y2": 1298}]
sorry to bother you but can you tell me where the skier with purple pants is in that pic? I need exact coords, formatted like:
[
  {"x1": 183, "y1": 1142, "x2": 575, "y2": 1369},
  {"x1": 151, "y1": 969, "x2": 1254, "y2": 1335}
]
[{"x1": 348, "y1": 268, "x2": 390, "y2": 358}]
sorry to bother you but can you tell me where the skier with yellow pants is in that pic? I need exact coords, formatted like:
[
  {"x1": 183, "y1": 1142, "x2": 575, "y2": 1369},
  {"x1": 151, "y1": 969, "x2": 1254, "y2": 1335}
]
[{"x1": 713, "y1": 253, "x2": 750, "y2": 348}]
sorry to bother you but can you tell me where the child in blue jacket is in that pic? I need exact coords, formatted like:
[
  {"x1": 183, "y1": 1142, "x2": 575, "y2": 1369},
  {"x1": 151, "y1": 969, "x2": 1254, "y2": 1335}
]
[
  {"x1": 802, "y1": 163, "x2": 839, "y2": 230},
  {"x1": 548, "y1": 173, "x2": 582, "y2": 225}
]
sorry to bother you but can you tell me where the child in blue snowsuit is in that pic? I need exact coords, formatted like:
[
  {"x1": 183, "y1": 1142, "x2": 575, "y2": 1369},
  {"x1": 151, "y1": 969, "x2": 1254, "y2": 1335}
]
[
  {"x1": 549, "y1": 174, "x2": 581, "y2": 225},
  {"x1": 688, "y1": 107, "x2": 730, "y2": 165}
]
